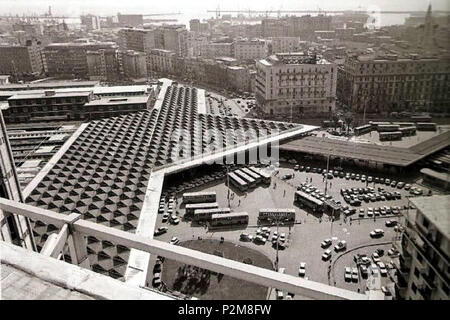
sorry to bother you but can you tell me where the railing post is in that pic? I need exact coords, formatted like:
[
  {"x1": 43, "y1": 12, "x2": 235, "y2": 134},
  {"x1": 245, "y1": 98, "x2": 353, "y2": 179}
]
[
  {"x1": 67, "y1": 228, "x2": 91, "y2": 268},
  {"x1": 0, "y1": 210, "x2": 12, "y2": 243},
  {"x1": 41, "y1": 224, "x2": 69, "y2": 258}
]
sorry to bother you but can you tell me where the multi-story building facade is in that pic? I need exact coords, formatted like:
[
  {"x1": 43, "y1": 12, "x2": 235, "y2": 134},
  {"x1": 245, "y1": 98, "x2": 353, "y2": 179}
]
[
  {"x1": 3, "y1": 85, "x2": 154, "y2": 124},
  {"x1": 227, "y1": 66, "x2": 253, "y2": 93},
  {"x1": 189, "y1": 19, "x2": 209, "y2": 34},
  {"x1": 0, "y1": 39, "x2": 43, "y2": 76},
  {"x1": 186, "y1": 33, "x2": 208, "y2": 57},
  {"x1": 12, "y1": 23, "x2": 42, "y2": 37},
  {"x1": 255, "y1": 53, "x2": 337, "y2": 116},
  {"x1": 81, "y1": 14, "x2": 101, "y2": 31},
  {"x1": 147, "y1": 49, "x2": 176, "y2": 75},
  {"x1": 234, "y1": 39, "x2": 268, "y2": 61},
  {"x1": 338, "y1": 53, "x2": 450, "y2": 114},
  {"x1": 202, "y1": 40, "x2": 234, "y2": 58},
  {"x1": 160, "y1": 25, "x2": 188, "y2": 57},
  {"x1": 118, "y1": 28, "x2": 161, "y2": 53},
  {"x1": 268, "y1": 37, "x2": 301, "y2": 54},
  {"x1": 120, "y1": 50, "x2": 147, "y2": 79},
  {"x1": 394, "y1": 195, "x2": 449, "y2": 300},
  {"x1": 42, "y1": 42, "x2": 117, "y2": 79},
  {"x1": 261, "y1": 15, "x2": 331, "y2": 40},
  {"x1": 86, "y1": 48, "x2": 120, "y2": 81}
]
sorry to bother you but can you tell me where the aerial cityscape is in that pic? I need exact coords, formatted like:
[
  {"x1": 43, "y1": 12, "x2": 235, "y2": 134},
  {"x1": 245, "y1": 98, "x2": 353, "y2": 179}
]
[{"x1": 0, "y1": 0, "x2": 448, "y2": 307}]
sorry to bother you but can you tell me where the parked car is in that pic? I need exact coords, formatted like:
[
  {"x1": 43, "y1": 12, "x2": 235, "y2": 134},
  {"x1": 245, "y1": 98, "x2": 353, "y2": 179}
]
[
  {"x1": 385, "y1": 220, "x2": 398, "y2": 227},
  {"x1": 170, "y1": 237, "x2": 180, "y2": 245},
  {"x1": 298, "y1": 262, "x2": 306, "y2": 277},
  {"x1": 372, "y1": 252, "x2": 381, "y2": 263},
  {"x1": 352, "y1": 268, "x2": 359, "y2": 282},
  {"x1": 334, "y1": 240, "x2": 347, "y2": 252},
  {"x1": 370, "y1": 229, "x2": 385, "y2": 238},
  {"x1": 360, "y1": 265, "x2": 368, "y2": 278},
  {"x1": 344, "y1": 267, "x2": 352, "y2": 282},
  {"x1": 240, "y1": 233, "x2": 253, "y2": 242},
  {"x1": 321, "y1": 238, "x2": 332, "y2": 248},
  {"x1": 322, "y1": 249, "x2": 332, "y2": 261},
  {"x1": 154, "y1": 227, "x2": 168, "y2": 236}
]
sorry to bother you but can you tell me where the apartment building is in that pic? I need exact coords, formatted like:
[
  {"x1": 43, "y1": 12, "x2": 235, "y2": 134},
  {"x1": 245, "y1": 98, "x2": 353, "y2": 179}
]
[
  {"x1": 268, "y1": 37, "x2": 301, "y2": 54},
  {"x1": 147, "y1": 49, "x2": 177, "y2": 75},
  {"x1": 0, "y1": 39, "x2": 43, "y2": 76},
  {"x1": 338, "y1": 53, "x2": 450, "y2": 114},
  {"x1": 120, "y1": 50, "x2": 147, "y2": 79},
  {"x1": 202, "y1": 41, "x2": 234, "y2": 58},
  {"x1": 234, "y1": 39, "x2": 268, "y2": 61},
  {"x1": 160, "y1": 25, "x2": 188, "y2": 57},
  {"x1": 394, "y1": 195, "x2": 449, "y2": 300},
  {"x1": 42, "y1": 41, "x2": 117, "y2": 79},
  {"x1": 227, "y1": 66, "x2": 253, "y2": 93},
  {"x1": 255, "y1": 53, "x2": 337, "y2": 116},
  {"x1": 81, "y1": 14, "x2": 101, "y2": 31},
  {"x1": 118, "y1": 28, "x2": 161, "y2": 53},
  {"x1": 86, "y1": 48, "x2": 120, "y2": 81}
]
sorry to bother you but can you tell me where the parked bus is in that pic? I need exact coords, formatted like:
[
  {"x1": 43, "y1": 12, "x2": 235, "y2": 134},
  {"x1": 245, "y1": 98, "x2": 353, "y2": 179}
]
[
  {"x1": 210, "y1": 212, "x2": 249, "y2": 227},
  {"x1": 294, "y1": 191, "x2": 323, "y2": 212},
  {"x1": 416, "y1": 122, "x2": 437, "y2": 131},
  {"x1": 193, "y1": 207, "x2": 231, "y2": 222},
  {"x1": 377, "y1": 124, "x2": 400, "y2": 132},
  {"x1": 227, "y1": 172, "x2": 248, "y2": 191},
  {"x1": 234, "y1": 169, "x2": 256, "y2": 188},
  {"x1": 379, "y1": 131, "x2": 402, "y2": 141},
  {"x1": 399, "y1": 126, "x2": 416, "y2": 136},
  {"x1": 185, "y1": 202, "x2": 219, "y2": 215},
  {"x1": 411, "y1": 115, "x2": 432, "y2": 122},
  {"x1": 183, "y1": 191, "x2": 216, "y2": 204},
  {"x1": 249, "y1": 166, "x2": 271, "y2": 184},
  {"x1": 258, "y1": 208, "x2": 296, "y2": 224},
  {"x1": 354, "y1": 124, "x2": 372, "y2": 136},
  {"x1": 241, "y1": 167, "x2": 262, "y2": 184}
]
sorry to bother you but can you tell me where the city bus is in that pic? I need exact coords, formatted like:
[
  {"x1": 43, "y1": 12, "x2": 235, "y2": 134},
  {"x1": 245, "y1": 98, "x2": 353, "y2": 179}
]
[
  {"x1": 411, "y1": 115, "x2": 432, "y2": 122},
  {"x1": 379, "y1": 131, "x2": 402, "y2": 141},
  {"x1": 193, "y1": 207, "x2": 231, "y2": 222},
  {"x1": 294, "y1": 191, "x2": 323, "y2": 212},
  {"x1": 227, "y1": 172, "x2": 248, "y2": 192},
  {"x1": 354, "y1": 124, "x2": 372, "y2": 136},
  {"x1": 241, "y1": 167, "x2": 262, "y2": 184},
  {"x1": 234, "y1": 169, "x2": 256, "y2": 188},
  {"x1": 249, "y1": 166, "x2": 271, "y2": 184},
  {"x1": 399, "y1": 126, "x2": 416, "y2": 136},
  {"x1": 416, "y1": 122, "x2": 437, "y2": 131},
  {"x1": 258, "y1": 208, "x2": 296, "y2": 225},
  {"x1": 185, "y1": 202, "x2": 219, "y2": 215},
  {"x1": 182, "y1": 191, "x2": 217, "y2": 204},
  {"x1": 377, "y1": 124, "x2": 400, "y2": 132},
  {"x1": 210, "y1": 212, "x2": 249, "y2": 227}
]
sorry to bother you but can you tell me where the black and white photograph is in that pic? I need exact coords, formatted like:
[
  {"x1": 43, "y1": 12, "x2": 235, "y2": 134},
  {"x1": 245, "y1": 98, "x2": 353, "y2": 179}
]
[{"x1": 0, "y1": 0, "x2": 448, "y2": 312}]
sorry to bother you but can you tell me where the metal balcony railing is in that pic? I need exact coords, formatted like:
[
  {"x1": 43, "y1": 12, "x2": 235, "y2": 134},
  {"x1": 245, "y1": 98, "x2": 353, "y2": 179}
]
[{"x1": 0, "y1": 197, "x2": 371, "y2": 300}]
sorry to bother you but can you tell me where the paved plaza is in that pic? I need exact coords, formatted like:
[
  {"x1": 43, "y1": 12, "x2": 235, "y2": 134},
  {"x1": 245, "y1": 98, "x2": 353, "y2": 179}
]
[{"x1": 152, "y1": 161, "x2": 438, "y2": 297}]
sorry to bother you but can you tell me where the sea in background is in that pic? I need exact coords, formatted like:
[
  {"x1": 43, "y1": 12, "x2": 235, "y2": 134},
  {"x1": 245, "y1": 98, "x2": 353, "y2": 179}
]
[{"x1": 62, "y1": 12, "x2": 412, "y2": 30}]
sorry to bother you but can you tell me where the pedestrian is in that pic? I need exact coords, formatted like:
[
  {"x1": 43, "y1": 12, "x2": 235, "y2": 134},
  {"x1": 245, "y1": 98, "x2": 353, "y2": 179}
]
[
  {"x1": 238, "y1": 199, "x2": 241, "y2": 206},
  {"x1": 283, "y1": 190, "x2": 286, "y2": 197}
]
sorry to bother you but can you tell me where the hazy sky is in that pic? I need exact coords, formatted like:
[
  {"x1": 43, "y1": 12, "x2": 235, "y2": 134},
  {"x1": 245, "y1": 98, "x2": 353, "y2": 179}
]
[{"x1": 0, "y1": 0, "x2": 448, "y2": 16}]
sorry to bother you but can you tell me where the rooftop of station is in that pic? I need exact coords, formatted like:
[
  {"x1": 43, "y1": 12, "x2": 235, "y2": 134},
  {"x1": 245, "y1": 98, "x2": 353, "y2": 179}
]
[
  {"x1": 280, "y1": 130, "x2": 450, "y2": 167},
  {"x1": 23, "y1": 80, "x2": 309, "y2": 280}
]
